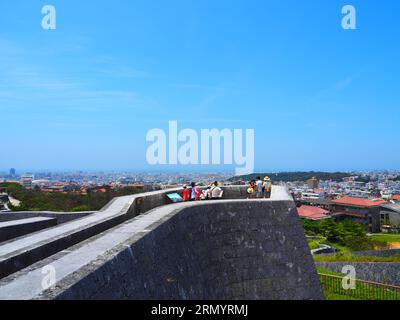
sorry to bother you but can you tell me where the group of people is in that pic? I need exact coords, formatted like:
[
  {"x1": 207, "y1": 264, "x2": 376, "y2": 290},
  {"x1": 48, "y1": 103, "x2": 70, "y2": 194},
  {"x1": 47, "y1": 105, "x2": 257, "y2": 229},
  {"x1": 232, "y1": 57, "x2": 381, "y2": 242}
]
[
  {"x1": 181, "y1": 177, "x2": 271, "y2": 202},
  {"x1": 182, "y1": 181, "x2": 223, "y2": 201},
  {"x1": 247, "y1": 176, "x2": 272, "y2": 199}
]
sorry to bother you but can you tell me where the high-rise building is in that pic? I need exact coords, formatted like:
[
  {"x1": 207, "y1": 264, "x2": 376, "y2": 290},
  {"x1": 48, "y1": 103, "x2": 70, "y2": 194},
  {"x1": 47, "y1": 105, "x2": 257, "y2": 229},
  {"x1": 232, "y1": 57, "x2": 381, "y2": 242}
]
[
  {"x1": 9, "y1": 168, "x2": 16, "y2": 176},
  {"x1": 21, "y1": 174, "x2": 34, "y2": 188}
]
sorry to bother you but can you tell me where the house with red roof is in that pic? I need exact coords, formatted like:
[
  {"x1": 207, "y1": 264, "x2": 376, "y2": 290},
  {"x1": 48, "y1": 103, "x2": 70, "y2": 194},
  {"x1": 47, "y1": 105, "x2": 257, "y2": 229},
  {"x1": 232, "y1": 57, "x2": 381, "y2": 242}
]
[
  {"x1": 331, "y1": 196, "x2": 386, "y2": 232},
  {"x1": 297, "y1": 205, "x2": 330, "y2": 220},
  {"x1": 331, "y1": 197, "x2": 386, "y2": 207},
  {"x1": 391, "y1": 194, "x2": 400, "y2": 202}
]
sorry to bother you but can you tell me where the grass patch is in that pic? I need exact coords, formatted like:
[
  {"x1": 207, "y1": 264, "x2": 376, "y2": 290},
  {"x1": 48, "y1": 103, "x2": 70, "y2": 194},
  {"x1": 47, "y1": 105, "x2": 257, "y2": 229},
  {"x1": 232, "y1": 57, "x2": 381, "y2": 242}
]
[
  {"x1": 324, "y1": 292, "x2": 359, "y2": 300},
  {"x1": 369, "y1": 234, "x2": 400, "y2": 244},
  {"x1": 369, "y1": 234, "x2": 400, "y2": 250}
]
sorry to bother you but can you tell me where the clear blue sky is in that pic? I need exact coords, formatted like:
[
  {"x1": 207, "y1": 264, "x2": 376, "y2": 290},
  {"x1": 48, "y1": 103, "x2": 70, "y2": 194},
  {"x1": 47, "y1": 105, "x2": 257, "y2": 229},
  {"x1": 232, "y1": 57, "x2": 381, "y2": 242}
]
[{"x1": 0, "y1": 0, "x2": 399, "y2": 173}]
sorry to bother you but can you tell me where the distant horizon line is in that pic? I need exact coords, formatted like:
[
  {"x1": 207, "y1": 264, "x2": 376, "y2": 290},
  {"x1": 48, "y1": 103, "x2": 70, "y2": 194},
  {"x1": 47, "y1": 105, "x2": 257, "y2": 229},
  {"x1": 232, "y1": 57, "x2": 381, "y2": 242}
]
[{"x1": 1, "y1": 169, "x2": 399, "y2": 175}]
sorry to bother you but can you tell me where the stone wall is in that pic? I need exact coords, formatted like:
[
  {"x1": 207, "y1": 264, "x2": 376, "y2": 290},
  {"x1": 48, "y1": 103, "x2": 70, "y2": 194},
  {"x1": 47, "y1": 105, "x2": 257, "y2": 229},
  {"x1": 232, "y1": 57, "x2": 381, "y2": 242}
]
[
  {"x1": 0, "y1": 189, "x2": 181, "y2": 279},
  {"x1": 349, "y1": 249, "x2": 400, "y2": 257},
  {"x1": 44, "y1": 200, "x2": 323, "y2": 300}
]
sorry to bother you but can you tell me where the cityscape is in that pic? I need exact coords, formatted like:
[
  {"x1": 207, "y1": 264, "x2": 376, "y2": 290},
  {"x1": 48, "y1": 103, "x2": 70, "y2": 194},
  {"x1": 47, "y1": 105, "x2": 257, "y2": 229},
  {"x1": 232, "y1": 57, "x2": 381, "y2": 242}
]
[
  {"x1": 2, "y1": 169, "x2": 400, "y2": 195},
  {"x1": 2, "y1": 168, "x2": 400, "y2": 235}
]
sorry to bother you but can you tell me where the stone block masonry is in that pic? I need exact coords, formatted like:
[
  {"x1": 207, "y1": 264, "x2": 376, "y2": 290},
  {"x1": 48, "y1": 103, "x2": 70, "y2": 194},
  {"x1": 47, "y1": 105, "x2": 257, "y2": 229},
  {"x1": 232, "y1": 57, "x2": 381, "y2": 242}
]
[
  {"x1": 44, "y1": 199, "x2": 323, "y2": 299},
  {"x1": 0, "y1": 186, "x2": 324, "y2": 300}
]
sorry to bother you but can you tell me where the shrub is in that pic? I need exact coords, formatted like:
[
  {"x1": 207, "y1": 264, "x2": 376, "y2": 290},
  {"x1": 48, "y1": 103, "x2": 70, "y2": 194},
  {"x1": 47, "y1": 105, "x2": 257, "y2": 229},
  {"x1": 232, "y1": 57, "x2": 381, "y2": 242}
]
[{"x1": 301, "y1": 218, "x2": 373, "y2": 251}]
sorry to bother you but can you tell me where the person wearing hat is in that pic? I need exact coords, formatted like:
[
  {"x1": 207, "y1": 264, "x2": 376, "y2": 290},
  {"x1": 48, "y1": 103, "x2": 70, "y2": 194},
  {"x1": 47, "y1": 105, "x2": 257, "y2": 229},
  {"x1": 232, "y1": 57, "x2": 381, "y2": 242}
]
[
  {"x1": 262, "y1": 176, "x2": 272, "y2": 198},
  {"x1": 247, "y1": 180, "x2": 257, "y2": 199}
]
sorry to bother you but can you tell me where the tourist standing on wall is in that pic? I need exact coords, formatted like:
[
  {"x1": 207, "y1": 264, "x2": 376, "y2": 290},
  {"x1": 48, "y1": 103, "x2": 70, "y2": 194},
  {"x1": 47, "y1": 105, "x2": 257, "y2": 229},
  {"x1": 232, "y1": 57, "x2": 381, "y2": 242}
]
[
  {"x1": 263, "y1": 176, "x2": 272, "y2": 199},
  {"x1": 204, "y1": 186, "x2": 212, "y2": 200},
  {"x1": 190, "y1": 182, "x2": 198, "y2": 201},
  {"x1": 195, "y1": 187, "x2": 202, "y2": 201},
  {"x1": 256, "y1": 176, "x2": 263, "y2": 198},
  {"x1": 247, "y1": 180, "x2": 257, "y2": 199},
  {"x1": 183, "y1": 185, "x2": 190, "y2": 201},
  {"x1": 211, "y1": 181, "x2": 223, "y2": 199}
]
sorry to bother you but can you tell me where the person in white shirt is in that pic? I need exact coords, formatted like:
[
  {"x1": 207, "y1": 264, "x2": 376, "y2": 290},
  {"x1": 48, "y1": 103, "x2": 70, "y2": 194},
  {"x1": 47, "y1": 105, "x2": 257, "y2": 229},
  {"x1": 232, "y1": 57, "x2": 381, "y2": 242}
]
[
  {"x1": 256, "y1": 176, "x2": 263, "y2": 198},
  {"x1": 203, "y1": 187, "x2": 211, "y2": 200},
  {"x1": 210, "y1": 181, "x2": 223, "y2": 199}
]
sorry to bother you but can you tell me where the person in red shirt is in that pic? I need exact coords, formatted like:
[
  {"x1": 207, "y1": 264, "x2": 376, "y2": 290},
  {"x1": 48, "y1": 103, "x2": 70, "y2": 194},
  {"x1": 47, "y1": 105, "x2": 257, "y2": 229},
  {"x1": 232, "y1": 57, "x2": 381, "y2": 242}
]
[
  {"x1": 195, "y1": 188, "x2": 202, "y2": 201},
  {"x1": 182, "y1": 185, "x2": 190, "y2": 201}
]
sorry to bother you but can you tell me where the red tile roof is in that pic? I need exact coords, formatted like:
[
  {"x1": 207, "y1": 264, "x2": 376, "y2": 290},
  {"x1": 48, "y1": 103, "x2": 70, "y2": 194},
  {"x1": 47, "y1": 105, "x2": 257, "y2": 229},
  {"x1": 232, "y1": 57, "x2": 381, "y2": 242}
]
[
  {"x1": 332, "y1": 197, "x2": 386, "y2": 207},
  {"x1": 297, "y1": 205, "x2": 329, "y2": 220},
  {"x1": 392, "y1": 194, "x2": 400, "y2": 201}
]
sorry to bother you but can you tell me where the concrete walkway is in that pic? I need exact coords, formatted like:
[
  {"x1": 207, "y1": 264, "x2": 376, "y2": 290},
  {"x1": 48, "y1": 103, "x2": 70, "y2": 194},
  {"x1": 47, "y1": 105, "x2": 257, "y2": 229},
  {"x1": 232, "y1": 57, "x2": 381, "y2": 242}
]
[
  {"x1": 0, "y1": 217, "x2": 57, "y2": 242},
  {"x1": 0, "y1": 188, "x2": 180, "y2": 278}
]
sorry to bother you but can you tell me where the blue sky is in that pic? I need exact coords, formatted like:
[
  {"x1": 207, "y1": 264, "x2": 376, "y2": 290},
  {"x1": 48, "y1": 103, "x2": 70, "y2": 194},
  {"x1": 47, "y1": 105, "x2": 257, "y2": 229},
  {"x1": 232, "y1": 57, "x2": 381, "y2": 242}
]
[{"x1": 0, "y1": 0, "x2": 399, "y2": 173}]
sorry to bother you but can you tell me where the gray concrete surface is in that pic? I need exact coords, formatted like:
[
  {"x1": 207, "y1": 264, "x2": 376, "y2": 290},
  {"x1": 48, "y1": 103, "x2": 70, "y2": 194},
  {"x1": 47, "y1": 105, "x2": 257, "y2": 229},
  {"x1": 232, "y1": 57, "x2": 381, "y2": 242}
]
[
  {"x1": 0, "y1": 217, "x2": 57, "y2": 243},
  {"x1": 0, "y1": 188, "x2": 181, "y2": 279},
  {"x1": 0, "y1": 185, "x2": 271, "y2": 279},
  {"x1": 0, "y1": 211, "x2": 94, "y2": 224}
]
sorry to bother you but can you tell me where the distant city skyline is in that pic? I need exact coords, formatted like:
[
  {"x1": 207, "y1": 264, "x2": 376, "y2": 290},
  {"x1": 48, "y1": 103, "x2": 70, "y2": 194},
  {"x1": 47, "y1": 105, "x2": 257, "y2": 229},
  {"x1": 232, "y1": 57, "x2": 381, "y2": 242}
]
[
  {"x1": 1, "y1": 168, "x2": 400, "y2": 176},
  {"x1": 1, "y1": 0, "x2": 399, "y2": 171}
]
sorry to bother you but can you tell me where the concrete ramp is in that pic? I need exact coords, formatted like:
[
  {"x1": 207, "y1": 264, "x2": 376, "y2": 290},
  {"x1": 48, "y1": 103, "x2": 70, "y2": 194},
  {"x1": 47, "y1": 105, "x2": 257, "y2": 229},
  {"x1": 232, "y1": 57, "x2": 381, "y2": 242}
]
[
  {"x1": 0, "y1": 189, "x2": 180, "y2": 279},
  {"x1": 0, "y1": 217, "x2": 57, "y2": 243}
]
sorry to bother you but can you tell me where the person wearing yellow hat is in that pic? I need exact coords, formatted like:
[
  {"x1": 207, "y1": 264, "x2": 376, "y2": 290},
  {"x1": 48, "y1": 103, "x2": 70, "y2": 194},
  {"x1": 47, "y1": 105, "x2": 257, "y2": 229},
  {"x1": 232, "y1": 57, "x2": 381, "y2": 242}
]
[
  {"x1": 262, "y1": 176, "x2": 272, "y2": 198},
  {"x1": 247, "y1": 180, "x2": 257, "y2": 199}
]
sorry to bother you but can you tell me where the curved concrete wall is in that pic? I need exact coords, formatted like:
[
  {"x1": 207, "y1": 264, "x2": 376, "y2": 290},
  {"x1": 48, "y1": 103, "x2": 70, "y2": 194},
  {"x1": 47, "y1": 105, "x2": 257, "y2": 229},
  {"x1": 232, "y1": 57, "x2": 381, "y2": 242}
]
[
  {"x1": 41, "y1": 198, "x2": 323, "y2": 300},
  {"x1": 0, "y1": 186, "x2": 323, "y2": 300}
]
